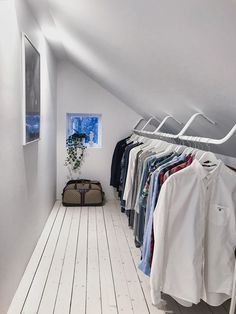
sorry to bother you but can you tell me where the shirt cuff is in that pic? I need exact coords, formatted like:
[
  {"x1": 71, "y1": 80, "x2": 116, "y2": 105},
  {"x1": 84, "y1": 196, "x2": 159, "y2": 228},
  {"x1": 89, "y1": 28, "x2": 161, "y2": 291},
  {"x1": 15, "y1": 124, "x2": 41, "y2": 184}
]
[{"x1": 150, "y1": 289, "x2": 165, "y2": 308}]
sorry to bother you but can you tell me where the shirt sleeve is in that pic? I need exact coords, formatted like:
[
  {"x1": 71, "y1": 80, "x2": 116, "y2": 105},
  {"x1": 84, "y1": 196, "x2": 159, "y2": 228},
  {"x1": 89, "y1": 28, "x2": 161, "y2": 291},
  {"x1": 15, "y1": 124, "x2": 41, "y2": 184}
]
[
  {"x1": 123, "y1": 148, "x2": 139, "y2": 208},
  {"x1": 150, "y1": 177, "x2": 174, "y2": 306}
]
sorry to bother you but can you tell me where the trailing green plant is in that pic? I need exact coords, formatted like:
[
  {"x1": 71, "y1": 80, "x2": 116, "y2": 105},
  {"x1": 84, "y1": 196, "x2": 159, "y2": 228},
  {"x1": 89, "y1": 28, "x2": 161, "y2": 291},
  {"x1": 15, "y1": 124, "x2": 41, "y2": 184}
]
[{"x1": 64, "y1": 133, "x2": 86, "y2": 179}]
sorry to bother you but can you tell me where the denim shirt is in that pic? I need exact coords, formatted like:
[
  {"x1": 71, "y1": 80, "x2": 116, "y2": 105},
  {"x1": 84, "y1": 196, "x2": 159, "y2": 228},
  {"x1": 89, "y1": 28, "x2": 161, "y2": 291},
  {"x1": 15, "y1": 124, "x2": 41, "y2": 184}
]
[
  {"x1": 133, "y1": 153, "x2": 172, "y2": 246},
  {"x1": 138, "y1": 154, "x2": 173, "y2": 213},
  {"x1": 134, "y1": 155, "x2": 158, "y2": 214},
  {"x1": 139, "y1": 154, "x2": 187, "y2": 276}
]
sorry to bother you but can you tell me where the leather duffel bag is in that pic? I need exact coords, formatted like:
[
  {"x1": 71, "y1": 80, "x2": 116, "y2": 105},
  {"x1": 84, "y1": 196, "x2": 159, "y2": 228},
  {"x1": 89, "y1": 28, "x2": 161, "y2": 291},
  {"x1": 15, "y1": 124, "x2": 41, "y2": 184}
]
[{"x1": 62, "y1": 179, "x2": 105, "y2": 206}]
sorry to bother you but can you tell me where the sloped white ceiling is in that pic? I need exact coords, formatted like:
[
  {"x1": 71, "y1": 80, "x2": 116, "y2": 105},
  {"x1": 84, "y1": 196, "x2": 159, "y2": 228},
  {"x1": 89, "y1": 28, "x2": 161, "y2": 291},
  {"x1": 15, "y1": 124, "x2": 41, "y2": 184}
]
[{"x1": 26, "y1": 0, "x2": 236, "y2": 156}]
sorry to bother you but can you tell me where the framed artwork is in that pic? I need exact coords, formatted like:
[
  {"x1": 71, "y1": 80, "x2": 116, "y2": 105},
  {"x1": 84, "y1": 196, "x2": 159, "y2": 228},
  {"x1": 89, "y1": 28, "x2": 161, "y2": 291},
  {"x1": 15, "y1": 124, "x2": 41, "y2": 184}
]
[
  {"x1": 22, "y1": 34, "x2": 40, "y2": 145},
  {"x1": 67, "y1": 113, "x2": 102, "y2": 148}
]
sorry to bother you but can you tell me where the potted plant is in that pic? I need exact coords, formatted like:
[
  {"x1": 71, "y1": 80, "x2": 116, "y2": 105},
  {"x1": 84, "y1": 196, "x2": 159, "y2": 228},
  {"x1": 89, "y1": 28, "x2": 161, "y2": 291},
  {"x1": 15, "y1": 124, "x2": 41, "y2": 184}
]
[{"x1": 64, "y1": 133, "x2": 86, "y2": 180}]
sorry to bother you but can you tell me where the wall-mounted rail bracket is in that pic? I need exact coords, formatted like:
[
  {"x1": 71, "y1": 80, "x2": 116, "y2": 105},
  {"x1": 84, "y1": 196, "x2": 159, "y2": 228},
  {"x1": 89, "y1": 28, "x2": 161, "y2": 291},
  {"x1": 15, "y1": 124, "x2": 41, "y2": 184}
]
[{"x1": 154, "y1": 112, "x2": 216, "y2": 139}]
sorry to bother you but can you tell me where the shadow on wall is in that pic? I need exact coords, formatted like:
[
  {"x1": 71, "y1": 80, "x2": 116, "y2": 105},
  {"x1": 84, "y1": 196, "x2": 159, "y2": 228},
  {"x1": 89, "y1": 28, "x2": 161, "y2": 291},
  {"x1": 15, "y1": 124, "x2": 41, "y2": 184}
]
[{"x1": 23, "y1": 143, "x2": 39, "y2": 198}]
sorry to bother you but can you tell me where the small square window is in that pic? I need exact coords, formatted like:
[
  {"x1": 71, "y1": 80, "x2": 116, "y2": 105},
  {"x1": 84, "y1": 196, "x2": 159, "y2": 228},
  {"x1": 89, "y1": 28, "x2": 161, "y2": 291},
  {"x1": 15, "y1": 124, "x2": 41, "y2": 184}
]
[{"x1": 67, "y1": 113, "x2": 102, "y2": 148}]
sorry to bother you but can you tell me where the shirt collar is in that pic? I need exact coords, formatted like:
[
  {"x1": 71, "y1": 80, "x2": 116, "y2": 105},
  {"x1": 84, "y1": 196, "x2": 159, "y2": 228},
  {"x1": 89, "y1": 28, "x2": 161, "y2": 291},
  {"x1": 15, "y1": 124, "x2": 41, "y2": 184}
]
[{"x1": 192, "y1": 159, "x2": 223, "y2": 180}]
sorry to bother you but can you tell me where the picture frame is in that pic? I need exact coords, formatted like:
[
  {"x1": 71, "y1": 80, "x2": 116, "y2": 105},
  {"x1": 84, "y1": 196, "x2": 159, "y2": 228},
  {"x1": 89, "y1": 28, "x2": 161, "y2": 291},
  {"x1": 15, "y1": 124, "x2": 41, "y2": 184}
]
[
  {"x1": 66, "y1": 113, "x2": 102, "y2": 148},
  {"x1": 22, "y1": 33, "x2": 41, "y2": 145}
]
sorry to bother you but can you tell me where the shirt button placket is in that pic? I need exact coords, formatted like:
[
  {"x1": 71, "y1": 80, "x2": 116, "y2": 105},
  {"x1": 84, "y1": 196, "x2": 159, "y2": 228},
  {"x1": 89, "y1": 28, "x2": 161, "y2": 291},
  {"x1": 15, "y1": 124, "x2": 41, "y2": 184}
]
[{"x1": 202, "y1": 176, "x2": 211, "y2": 298}]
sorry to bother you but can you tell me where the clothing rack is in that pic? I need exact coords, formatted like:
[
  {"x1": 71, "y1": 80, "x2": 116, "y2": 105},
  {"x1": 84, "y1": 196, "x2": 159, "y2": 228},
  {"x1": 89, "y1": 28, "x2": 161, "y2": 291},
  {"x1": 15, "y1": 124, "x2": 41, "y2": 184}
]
[
  {"x1": 133, "y1": 118, "x2": 147, "y2": 131},
  {"x1": 141, "y1": 116, "x2": 162, "y2": 131},
  {"x1": 133, "y1": 113, "x2": 236, "y2": 314},
  {"x1": 135, "y1": 115, "x2": 183, "y2": 136},
  {"x1": 179, "y1": 123, "x2": 236, "y2": 145},
  {"x1": 134, "y1": 112, "x2": 236, "y2": 146}
]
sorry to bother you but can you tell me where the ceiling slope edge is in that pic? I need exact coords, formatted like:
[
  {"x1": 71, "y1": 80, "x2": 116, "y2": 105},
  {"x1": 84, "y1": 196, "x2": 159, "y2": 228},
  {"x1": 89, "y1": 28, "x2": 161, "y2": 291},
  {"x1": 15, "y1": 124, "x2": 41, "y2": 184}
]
[
  {"x1": 61, "y1": 56, "x2": 147, "y2": 118},
  {"x1": 24, "y1": 0, "x2": 146, "y2": 119},
  {"x1": 22, "y1": 0, "x2": 236, "y2": 159}
]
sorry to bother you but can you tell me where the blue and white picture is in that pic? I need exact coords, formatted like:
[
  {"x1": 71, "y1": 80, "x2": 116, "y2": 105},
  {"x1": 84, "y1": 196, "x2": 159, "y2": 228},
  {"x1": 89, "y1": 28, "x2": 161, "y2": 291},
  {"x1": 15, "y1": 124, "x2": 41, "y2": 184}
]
[
  {"x1": 67, "y1": 113, "x2": 102, "y2": 148},
  {"x1": 23, "y1": 35, "x2": 40, "y2": 144}
]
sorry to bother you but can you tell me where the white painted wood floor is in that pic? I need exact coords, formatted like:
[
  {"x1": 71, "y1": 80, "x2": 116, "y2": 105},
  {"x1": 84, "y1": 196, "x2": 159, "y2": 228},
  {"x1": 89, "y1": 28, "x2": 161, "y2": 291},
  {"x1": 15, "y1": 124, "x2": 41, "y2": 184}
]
[{"x1": 8, "y1": 200, "x2": 231, "y2": 314}]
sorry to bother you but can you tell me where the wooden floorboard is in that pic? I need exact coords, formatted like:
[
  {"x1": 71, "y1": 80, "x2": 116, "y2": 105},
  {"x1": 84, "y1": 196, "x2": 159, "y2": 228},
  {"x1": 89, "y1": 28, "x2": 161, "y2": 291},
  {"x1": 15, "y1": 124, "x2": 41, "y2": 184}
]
[
  {"x1": 7, "y1": 201, "x2": 61, "y2": 314},
  {"x1": 21, "y1": 204, "x2": 67, "y2": 313},
  {"x1": 96, "y1": 206, "x2": 118, "y2": 314},
  {"x1": 8, "y1": 201, "x2": 232, "y2": 314},
  {"x1": 70, "y1": 207, "x2": 88, "y2": 314},
  {"x1": 103, "y1": 203, "x2": 134, "y2": 314},
  {"x1": 86, "y1": 207, "x2": 102, "y2": 314},
  {"x1": 54, "y1": 207, "x2": 81, "y2": 314},
  {"x1": 109, "y1": 203, "x2": 150, "y2": 314},
  {"x1": 37, "y1": 207, "x2": 74, "y2": 314}
]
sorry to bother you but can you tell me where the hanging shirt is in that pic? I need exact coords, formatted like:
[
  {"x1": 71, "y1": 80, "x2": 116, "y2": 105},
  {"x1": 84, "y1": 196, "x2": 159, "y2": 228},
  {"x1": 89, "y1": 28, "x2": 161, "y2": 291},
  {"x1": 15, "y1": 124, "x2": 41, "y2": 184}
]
[
  {"x1": 144, "y1": 154, "x2": 186, "y2": 234},
  {"x1": 147, "y1": 154, "x2": 187, "y2": 216},
  {"x1": 134, "y1": 155, "x2": 160, "y2": 214},
  {"x1": 123, "y1": 145, "x2": 144, "y2": 209},
  {"x1": 163, "y1": 155, "x2": 193, "y2": 181},
  {"x1": 139, "y1": 155, "x2": 186, "y2": 276},
  {"x1": 119, "y1": 142, "x2": 141, "y2": 209},
  {"x1": 150, "y1": 159, "x2": 236, "y2": 308},
  {"x1": 149, "y1": 155, "x2": 194, "y2": 268},
  {"x1": 110, "y1": 137, "x2": 129, "y2": 189},
  {"x1": 133, "y1": 153, "x2": 172, "y2": 247},
  {"x1": 133, "y1": 152, "x2": 160, "y2": 246},
  {"x1": 131, "y1": 150, "x2": 155, "y2": 211},
  {"x1": 139, "y1": 153, "x2": 175, "y2": 216}
]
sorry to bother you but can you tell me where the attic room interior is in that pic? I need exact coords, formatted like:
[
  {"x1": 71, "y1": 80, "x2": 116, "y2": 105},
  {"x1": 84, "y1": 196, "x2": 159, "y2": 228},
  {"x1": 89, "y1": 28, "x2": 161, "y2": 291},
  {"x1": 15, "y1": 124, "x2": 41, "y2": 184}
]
[{"x1": 1, "y1": 0, "x2": 236, "y2": 313}]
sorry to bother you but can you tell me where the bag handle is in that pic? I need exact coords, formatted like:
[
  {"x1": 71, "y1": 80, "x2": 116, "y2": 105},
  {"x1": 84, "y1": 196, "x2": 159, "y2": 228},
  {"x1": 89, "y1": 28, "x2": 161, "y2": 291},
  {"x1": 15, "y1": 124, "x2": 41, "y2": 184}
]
[
  {"x1": 78, "y1": 179, "x2": 91, "y2": 183},
  {"x1": 80, "y1": 179, "x2": 92, "y2": 189},
  {"x1": 71, "y1": 179, "x2": 101, "y2": 190},
  {"x1": 74, "y1": 180, "x2": 92, "y2": 190}
]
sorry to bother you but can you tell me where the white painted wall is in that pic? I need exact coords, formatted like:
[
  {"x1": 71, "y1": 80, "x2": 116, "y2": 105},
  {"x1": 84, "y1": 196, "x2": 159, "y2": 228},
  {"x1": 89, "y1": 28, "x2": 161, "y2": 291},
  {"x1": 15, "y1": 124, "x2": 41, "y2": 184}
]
[
  {"x1": 26, "y1": 0, "x2": 236, "y2": 158},
  {"x1": 0, "y1": 0, "x2": 57, "y2": 312},
  {"x1": 57, "y1": 61, "x2": 141, "y2": 200}
]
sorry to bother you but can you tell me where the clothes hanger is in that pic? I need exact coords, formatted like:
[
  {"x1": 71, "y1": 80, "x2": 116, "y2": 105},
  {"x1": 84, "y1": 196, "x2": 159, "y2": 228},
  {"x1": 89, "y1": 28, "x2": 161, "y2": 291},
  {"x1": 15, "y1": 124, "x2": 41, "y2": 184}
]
[
  {"x1": 128, "y1": 133, "x2": 139, "y2": 143},
  {"x1": 194, "y1": 139, "x2": 206, "y2": 160},
  {"x1": 159, "y1": 136, "x2": 179, "y2": 154},
  {"x1": 197, "y1": 141, "x2": 219, "y2": 165},
  {"x1": 174, "y1": 138, "x2": 188, "y2": 154},
  {"x1": 126, "y1": 135, "x2": 133, "y2": 143},
  {"x1": 179, "y1": 136, "x2": 202, "y2": 157},
  {"x1": 144, "y1": 139, "x2": 161, "y2": 150},
  {"x1": 148, "y1": 140, "x2": 165, "y2": 154},
  {"x1": 152, "y1": 136, "x2": 173, "y2": 153},
  {"x1": 140, "y1": 139, "x2": 154, "y2": 149},
  {"x1": 174, "y1": 144, "x2": 186, "y2": 154},
  {"x1": 135, "y1": 135, "x2": 144, "y2": 143},
  {"x1": 180, "y1": 137, "x2": 194, "y2": 156},
  {"x1": 199, "y1": 151, "x2": 219, "y2": 165}
]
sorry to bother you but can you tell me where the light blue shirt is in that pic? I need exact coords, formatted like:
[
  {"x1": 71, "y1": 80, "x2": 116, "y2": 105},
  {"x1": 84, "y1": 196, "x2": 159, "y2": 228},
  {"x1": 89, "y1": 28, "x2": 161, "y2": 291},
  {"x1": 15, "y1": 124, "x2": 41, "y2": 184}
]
[
  {"x1": 134, "y1": 154, "x2": 172, "y2": 245},
  {"x1": 138, "y1": 154, "x2": 171, "y2": 212},
  {"x1": 139, "y1": 155, "x2": 186, "y2": 276}
]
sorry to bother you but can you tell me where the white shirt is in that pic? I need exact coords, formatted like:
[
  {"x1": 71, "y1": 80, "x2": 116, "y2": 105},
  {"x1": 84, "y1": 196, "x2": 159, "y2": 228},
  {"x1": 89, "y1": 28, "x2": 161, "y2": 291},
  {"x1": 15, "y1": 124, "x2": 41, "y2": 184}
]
[
  {"x1": 123, "y1": 142, "x2": 157, "y2": 209},
  {"x1": 123, "y1": 145, "x2": 143, "y2": 209},
  {"x1": 150, "y1": 159, "x2": 236, "y2": 307}
]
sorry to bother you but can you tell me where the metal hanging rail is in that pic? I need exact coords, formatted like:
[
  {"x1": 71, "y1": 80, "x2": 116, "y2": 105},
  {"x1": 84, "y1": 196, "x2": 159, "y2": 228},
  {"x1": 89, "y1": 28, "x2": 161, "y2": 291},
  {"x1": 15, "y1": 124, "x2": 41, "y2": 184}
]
[
  {"x1": 153, "y1": 113, "x2": 216, "y2": 139},
  {"x1": 179, "y1": 123, "x2": 236, "y2": 145},
  {"x1": 140, "y1": 116, "x2": 161, "y2": 131},
  {"x1": 134, "y1": 116, "x2": 161, "y2": 134},
  {"x1": 133, "y1": 113, "x2": 235, "y2": 147},
  {"x1": 134, "y1": 115, "x2": 182, "y2": 136},
  {"x1": 133, "y1": 116, "x2": 161, "y2": 132},
  {"x1": 133, "y1": 118, "x2": 146, "y2": 131},
  {"x1": 153, "y1": 115, "x2": 182, "y2": 134}
]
